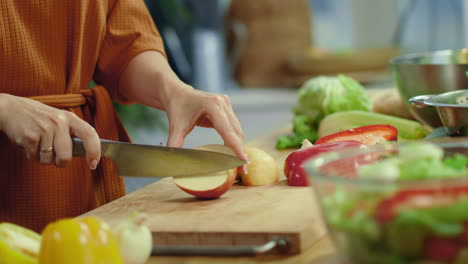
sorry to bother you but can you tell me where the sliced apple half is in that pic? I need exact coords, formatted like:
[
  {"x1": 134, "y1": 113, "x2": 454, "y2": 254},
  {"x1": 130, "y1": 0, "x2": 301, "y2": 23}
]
[{"x1": 173, "y1": 145, "x2": 237, "y2": 199}]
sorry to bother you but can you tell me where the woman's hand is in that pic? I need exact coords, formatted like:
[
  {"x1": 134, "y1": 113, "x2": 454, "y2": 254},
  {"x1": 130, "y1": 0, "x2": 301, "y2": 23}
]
[
  {"x1": 164, "y1": 85, "x2": 247, "y2": 161},
  {"x1": 119, "y1": 51, "x2": 248, "y2": 163},
  {"x1": 0, "y1": 93, "x2": 101, "y2": 169}
]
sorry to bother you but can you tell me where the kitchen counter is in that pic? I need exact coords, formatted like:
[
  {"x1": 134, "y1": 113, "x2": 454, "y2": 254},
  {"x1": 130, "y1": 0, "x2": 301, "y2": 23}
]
[{"x1": 104, "y1": 86, "x2": 402, "y2": 263}]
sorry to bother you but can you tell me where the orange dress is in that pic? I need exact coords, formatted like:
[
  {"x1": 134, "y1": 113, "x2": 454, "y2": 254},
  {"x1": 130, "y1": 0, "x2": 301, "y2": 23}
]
[{"x1": 0, "y1": 0, "x2": 165, "y2": 232}]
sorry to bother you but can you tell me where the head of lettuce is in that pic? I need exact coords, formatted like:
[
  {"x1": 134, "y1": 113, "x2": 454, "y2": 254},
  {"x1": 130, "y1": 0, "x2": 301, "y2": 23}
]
[
  {"x1": 276, "y1": 74, "x2": 372, "y2": 149},
  {"x1": 294, "y1": 75, "x2": 372, "y2": 122}
]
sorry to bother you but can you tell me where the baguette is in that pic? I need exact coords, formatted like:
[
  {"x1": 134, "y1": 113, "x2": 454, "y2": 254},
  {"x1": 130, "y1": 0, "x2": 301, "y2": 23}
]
[{"x1": 371, "y1": 90, "x2": 416, "y2": 120}]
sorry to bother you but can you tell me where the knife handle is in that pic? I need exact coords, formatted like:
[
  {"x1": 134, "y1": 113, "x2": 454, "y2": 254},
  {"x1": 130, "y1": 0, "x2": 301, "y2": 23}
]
[{"x1": 71, "y1": 137, "x2": 113, "y2": 157}]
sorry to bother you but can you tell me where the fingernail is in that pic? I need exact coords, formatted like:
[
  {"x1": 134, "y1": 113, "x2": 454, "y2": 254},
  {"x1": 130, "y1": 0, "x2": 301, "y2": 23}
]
[
  {"x1": 243, "y1": 154, "x2": 250, "y2": 164},
  {"x1": 241, "y1": 164, "x2": 248, "y2": 175},
  {"x1": 90, "y1": 160, "x2": 98, "y2": 170}
]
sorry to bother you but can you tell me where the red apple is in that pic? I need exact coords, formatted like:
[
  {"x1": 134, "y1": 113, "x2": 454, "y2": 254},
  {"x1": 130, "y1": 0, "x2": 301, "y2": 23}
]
[{"x1": 173, "y1": 145, "x2": 238, "y2": 199}]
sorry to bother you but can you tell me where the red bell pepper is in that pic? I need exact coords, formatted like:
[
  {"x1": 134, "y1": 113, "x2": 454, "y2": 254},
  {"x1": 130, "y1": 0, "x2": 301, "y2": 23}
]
[
  {"x1": 284, "y1": 140, "x2": 366, "y2": 186},
  {"x1": 376, "y1": 188, "x2": 468, "y2": 262},
  {"x1": 375, "y1": 186, "x2": 468, "y2": 223},
  {"x1": 315, "y1": 124, "x2": 398, "y2": 145}
]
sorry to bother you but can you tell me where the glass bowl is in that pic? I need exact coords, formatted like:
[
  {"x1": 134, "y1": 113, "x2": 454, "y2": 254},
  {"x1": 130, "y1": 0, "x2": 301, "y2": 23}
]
[{"x1": 306, "y1": 140, "x2": 468, "y2": 264}]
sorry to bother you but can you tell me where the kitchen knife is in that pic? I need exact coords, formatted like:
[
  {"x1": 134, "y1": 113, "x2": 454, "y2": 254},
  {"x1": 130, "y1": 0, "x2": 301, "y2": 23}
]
[{"x1": 71, "y1": 137, "x2": 246, "y2": 177}]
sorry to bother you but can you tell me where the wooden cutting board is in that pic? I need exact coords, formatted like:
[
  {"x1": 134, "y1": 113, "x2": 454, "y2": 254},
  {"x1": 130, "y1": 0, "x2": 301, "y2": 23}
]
[
  {"x1": 82, "y1": 128, "x2": 326, "y2": 255},
  {"x1": 83, "y1": 178, "x2": 325, "y2": 255}
]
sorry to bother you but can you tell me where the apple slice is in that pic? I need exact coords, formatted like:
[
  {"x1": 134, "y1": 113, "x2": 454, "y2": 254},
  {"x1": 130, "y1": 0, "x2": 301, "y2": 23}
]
[
  {"x1": 173, "y1": 145, "x2": 237, "y2": 199},
  {"x1": 174, "y1": 169, "x2": 236, "y2": 199}
]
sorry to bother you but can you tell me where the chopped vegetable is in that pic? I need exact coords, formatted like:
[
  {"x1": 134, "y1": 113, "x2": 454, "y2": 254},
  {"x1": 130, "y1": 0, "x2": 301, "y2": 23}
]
[
  {"x1": 386, "y1": 213, "x2": 428, "y2": 258},
  {"x1": 424, "y1": 236, "x2": 462, "y2": 262},
  {"x1": 375, "y1": 188, "x2": 468, "y2": 224},
  {"x1": 318, "y1": 110, "x2": 430, "y2": 140},
  {"x1": 315, "y1": 124, "x2": 398, "y2": 145},
  {"x1": 454, "y1": 247, "x2": 468, "y2": 264},
  {"x1": 315, "y1": 142, "x2": 468, "y2": 263},
  {"x1": 276, "y1": 75, "x2": 372, "y2": 149},
  {"x1": 359, "y1": 143, "x2": 468, "y2": 182},
  {"x1": 39, "y1": 216, "x2": 124, "y2": 264}
]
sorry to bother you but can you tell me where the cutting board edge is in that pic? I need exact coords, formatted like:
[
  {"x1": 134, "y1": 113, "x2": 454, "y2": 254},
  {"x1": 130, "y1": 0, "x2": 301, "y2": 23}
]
[
  {"x1": 299, "y1": 223, "x2": 328, "y2": 252},
  {"x1": 152, "y1": 226, "x2": 328, "y2": 255},
  {"x1": 153, "y1": 231, "x2": 303, "y2": 254}
]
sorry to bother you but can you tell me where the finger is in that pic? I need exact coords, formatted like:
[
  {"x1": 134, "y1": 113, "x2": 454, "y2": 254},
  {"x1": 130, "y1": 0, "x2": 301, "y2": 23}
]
[
  {"x1": 209, "y1": 97, "x2": 247, "y2": 161},
  {"x1": 206, "y1": 106, "x2": 247, "y2": 161},
  {"x1": 53, "y1": 114, "x2": 72, "y2": 168},
  {"x1": 222, "y1": 108, "x2": 249, "y2": 174},
  {"x1": 39, "y1": 135, "x2": 55, "y2": 165},
  {"x1": 221, "y1": 95, "x2": 244, "y2": 143},
  {"x1": 167, "y1": 119, "x2": 191, "y2": 148},
  {"x1": 22, "y1": 129, "x2": 41, "y2": 161},
  {"x1": 68, "y1": 113, "x2": 101, "y2": 170},
  {"x1": 37, "y1": 121, "x2": 56, "y2": 165}
]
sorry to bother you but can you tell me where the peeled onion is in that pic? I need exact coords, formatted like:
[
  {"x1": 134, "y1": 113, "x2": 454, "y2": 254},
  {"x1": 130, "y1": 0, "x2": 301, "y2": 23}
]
[{"x1": 114, "y1": 212, "x2": 152, "y2": 264}]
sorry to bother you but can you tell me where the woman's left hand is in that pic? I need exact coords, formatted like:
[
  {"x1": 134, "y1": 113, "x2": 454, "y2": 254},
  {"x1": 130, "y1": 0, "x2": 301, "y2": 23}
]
[
  {"x1": 118, "y1": 51, "x2": 248, "y2": 165},
  {"x1": 164, "y1": 84, "x2": 247, "y2": 162}
]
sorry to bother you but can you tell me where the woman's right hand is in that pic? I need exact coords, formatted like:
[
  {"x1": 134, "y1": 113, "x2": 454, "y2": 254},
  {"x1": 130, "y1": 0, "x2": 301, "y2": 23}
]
[{"x1": 0, "y1": 93, "x2": 101, "y2": 169}]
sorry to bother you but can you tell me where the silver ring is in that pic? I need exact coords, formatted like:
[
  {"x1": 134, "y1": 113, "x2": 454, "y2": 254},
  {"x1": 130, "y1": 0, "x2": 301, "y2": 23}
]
[{"x1": 40, "y1": 147, "x2": 54, "y2": 153}]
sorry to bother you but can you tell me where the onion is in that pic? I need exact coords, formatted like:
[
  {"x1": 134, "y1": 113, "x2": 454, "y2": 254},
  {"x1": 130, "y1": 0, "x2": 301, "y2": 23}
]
[{"x1": 114, "y1": 212, "x2": 152, "y2": 264}]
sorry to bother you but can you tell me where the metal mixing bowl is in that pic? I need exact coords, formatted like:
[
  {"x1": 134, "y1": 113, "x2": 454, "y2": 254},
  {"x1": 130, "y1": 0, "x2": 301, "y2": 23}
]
[
  {"x1": 391, "y1": 49, "x2": 468, "y2": 128},
  {"x1": 410, "y1": 89, "x2": 468, "y2": 136}
]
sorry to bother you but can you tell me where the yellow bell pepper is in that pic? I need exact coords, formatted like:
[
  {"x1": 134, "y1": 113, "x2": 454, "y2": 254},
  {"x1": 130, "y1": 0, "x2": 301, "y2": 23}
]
[
  {"x1": 39, "y1": 216, "x2": 124, "y2": 264},
  {"x1": 0, "y1": 222, "x2": 41, "y2": 264}
]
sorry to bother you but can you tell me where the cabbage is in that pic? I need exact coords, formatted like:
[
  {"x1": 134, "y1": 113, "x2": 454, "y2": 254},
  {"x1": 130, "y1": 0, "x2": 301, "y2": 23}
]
[
  {"x1": 276, "y1": 75, "x2": 372, "y2": 149},
  {"x1": 294, "y1": 74, "x2": 372, "y2": 123}
]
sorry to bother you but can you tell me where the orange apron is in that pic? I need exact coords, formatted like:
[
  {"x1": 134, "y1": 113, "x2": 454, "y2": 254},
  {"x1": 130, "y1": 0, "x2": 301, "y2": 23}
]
[
  {"x1": 0, "y1": 0, "x2": 165, "y2": 233},
  {"x1": 0, "y1": 86, "x2": 130, "y2": 232}
]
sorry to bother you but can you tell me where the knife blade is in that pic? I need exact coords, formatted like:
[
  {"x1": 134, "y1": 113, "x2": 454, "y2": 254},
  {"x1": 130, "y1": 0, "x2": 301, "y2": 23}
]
[{"x1": 71, "y1": 138, "x2": 246, "y2": 177}]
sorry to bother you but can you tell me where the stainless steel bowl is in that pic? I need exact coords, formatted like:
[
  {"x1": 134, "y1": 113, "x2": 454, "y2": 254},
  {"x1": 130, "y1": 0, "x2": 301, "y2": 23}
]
[
  {"x1": 410, "y1": 89, "x2": 468, "y2": 136},
  {"x1": 391, "y1": 49, "x2": 468, "y2": 128}
]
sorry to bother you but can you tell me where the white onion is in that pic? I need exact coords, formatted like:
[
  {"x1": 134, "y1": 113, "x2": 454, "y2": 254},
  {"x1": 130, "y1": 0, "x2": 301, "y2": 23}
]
[{"x1": 114, "y1": 212, "x2": 152, "y2": 264}]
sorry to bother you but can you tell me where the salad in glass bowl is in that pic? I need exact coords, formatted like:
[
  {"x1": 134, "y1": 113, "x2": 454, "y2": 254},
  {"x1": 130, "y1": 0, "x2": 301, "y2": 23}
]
[{"x1": 306, "y1": 140, "x2": 468, "y2": 264}]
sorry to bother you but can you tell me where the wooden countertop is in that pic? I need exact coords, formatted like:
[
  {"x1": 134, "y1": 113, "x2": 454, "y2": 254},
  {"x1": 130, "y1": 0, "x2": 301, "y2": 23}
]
[{"x1": 144, "y1": 127, "x2": 341, "y2": 264}]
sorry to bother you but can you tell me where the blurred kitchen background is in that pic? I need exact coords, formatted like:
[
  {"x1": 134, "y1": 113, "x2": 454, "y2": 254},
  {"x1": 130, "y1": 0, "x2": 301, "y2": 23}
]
[{"x1": 123, "y1": 0, "x2": 468, "y2": 192}]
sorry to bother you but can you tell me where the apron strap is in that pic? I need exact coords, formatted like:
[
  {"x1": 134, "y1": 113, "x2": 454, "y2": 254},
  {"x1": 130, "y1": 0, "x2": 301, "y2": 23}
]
[{"x1": 28, "y1": 90, "x2": 92, "y2": 108}]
